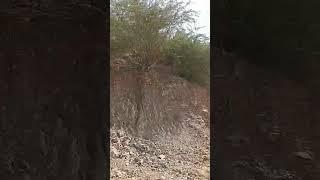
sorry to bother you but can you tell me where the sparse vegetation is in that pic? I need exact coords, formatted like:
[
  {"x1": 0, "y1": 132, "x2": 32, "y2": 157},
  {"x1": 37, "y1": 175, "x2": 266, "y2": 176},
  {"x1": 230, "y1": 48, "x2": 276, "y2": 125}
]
[
  {"x1": 110, "y1": 0, "x2": 210, "y2": 179},
  {"x1": 163, "y1": 29, "x2": 210, "y2": 86},
  {"x1": 110, "y1": 0, "x2": 210, "y2": 136},
  {"x1": 110, "y1": 0, "x2": 209, "y2": 86}
]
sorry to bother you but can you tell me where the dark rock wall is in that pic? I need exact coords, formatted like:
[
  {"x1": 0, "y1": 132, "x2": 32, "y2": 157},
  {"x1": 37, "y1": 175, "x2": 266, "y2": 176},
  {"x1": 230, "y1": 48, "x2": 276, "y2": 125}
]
[
  {"x1": 0, "y1": 2, "x2": 107, "y2": 180},
  {"x1": 213, "y1": 50, "x2": 320, "y2": 180}
]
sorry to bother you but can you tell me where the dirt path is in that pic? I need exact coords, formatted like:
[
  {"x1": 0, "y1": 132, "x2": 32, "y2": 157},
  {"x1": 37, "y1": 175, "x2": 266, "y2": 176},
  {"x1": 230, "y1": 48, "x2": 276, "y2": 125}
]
[{"x1": 110, "y1": 112, "x2": 210, "y2": 180}]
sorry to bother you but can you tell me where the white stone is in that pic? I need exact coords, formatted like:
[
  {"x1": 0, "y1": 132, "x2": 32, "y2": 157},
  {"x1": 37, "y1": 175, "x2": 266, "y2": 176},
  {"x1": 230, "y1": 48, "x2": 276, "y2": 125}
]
[{"x1": 158, "y1": 154, "x2": 166, "y2": 160}]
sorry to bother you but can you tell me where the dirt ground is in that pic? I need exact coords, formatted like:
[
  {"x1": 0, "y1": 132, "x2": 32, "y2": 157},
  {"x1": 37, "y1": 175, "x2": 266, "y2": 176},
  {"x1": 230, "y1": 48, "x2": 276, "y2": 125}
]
[{"x1": 110, "y1": 111, "x2": 210, "y2": 180}]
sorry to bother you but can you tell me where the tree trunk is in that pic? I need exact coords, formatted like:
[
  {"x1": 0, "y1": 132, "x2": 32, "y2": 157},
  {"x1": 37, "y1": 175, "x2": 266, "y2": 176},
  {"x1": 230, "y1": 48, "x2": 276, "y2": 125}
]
[{"x1": 0, "y1": 2, "x2": 107, "y2": 180}]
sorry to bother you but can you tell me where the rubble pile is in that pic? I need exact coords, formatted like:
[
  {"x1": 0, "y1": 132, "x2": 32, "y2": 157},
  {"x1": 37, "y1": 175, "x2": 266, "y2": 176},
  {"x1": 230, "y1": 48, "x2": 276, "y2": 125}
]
[{"x1": 110, "y1": 112, "x2": 210, "y2": 180}]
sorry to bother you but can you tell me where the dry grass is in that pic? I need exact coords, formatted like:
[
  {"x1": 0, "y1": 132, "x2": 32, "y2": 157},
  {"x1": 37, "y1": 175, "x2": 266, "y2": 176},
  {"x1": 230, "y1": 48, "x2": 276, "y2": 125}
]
[{"x1": 111, "y1": 65, "x2": 209, "y2": 139}]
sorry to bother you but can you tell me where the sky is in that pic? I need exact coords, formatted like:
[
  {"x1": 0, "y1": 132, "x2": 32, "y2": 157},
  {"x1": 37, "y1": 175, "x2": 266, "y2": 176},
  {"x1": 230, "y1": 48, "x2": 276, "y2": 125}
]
[{"x1": 188, "y1": 0, "x2": 210, "y2": 37}]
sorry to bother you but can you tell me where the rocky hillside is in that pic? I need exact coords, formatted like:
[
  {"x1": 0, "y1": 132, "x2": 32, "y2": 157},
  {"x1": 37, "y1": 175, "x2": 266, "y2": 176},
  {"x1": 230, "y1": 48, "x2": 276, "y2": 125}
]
[
  {"x1": 110, "y1": 62, "x2": 210, "y2": 179},
  {"x1": 110, "y1": 112, "x2": 209, "y2": 180},
  {"x1": 111, "y1": 61, "x2": 209, "y2": 135}
]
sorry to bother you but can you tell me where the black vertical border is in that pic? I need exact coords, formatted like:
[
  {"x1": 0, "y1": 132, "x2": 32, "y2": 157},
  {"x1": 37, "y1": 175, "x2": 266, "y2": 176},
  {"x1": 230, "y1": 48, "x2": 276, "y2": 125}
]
[
  {"x1": 211, "y1": 0, "x2": 218, "y2": 179},
  {"x1": 105, "y1": 0, "x2": 111, "y2": 179},
  {"x1": 93, "y1": 0, "x2": 110, "y2": 178}
]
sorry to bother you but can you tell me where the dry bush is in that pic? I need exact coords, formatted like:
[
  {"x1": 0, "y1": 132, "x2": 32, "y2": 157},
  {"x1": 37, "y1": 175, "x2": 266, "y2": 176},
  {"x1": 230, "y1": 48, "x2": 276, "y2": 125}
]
[
  {"x1": 110, "y1": 0, "x2": 210, "y2": 139},
  {"x1": 111, "y1": 66, "x2": 205, "y2": 139}
]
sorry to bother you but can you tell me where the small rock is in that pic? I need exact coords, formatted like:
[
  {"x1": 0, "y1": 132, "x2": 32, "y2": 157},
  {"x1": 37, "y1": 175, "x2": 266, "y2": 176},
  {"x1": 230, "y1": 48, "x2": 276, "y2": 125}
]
[
  {"x1": 111, "y1": 148, "x2": 121, "y2": 158},
  {"x1": 134, "y1": 143, "x2": 149, "y2": 152},
  {"x1": 114, "y1": 170, "x2": 126, "y2": 178},
  {"x1": 117, "y1": 130, "x2": 125, "y2": 137},
  {"x1": 124, "y1": 139, "x2": 131, "y2": 145},
  {"x1": 111, "y1": 138, "x2": 119, "y2": 143},
  {"x1": 202, "y1": 155, "x2": 209, "y2": 161},
  {"x1": 134, "y1": 157, "x2": 143, "y2": 166},
  {"x1": 158, "y1": 154, "x2": 166, "y2": 160},
  {"x1": 159, "y1": 161, "x2": 167, "y2": 168},
  {"x1": 111, "y1": 130, "x2": 117, "y2": 137},
  {"x1": 174, "y1": 169, "x2": 182, "y2": 174},
  {"x1": 122, "y1": 152, "x2": 130, "y2": 158}
]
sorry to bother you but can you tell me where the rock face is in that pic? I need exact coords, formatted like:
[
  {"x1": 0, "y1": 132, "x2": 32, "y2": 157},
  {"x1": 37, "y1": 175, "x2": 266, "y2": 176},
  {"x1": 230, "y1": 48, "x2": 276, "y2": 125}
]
[
  {"x1": 0, "y1": 1, "x2": 107, "y2": 179},
  {"x1": 213, "y1": 49, "x2": 320, "y2": 179}
]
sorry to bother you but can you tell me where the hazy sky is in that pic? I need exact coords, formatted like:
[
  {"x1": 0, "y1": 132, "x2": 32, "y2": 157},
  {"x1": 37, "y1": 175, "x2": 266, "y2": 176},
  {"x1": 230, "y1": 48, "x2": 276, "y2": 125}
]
[{"x1": 188, "y1": 0, "x2": 210, "y2": 37}]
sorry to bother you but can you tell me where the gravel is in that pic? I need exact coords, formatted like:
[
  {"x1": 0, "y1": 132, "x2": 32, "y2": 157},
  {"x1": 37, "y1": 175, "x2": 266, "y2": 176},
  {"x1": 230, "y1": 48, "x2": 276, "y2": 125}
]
[{"x1": 110, "y1": 112, "x2": 210, "y2": 180}]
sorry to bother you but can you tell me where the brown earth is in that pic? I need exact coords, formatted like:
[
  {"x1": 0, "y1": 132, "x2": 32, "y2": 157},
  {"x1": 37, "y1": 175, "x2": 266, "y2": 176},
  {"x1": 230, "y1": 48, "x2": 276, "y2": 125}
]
[{"x1": 110, "y1": 63, "x2": 210, "y2": 179}]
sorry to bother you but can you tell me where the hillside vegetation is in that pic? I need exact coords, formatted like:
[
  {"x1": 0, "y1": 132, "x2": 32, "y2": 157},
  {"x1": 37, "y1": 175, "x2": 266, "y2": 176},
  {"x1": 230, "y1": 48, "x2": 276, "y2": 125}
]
[
  {"x1": 111, "y1": 0, "x2": 210, "y2": 86},
  {"x1": 110, "y1": 1, "x2": 210, "y2": 179}
]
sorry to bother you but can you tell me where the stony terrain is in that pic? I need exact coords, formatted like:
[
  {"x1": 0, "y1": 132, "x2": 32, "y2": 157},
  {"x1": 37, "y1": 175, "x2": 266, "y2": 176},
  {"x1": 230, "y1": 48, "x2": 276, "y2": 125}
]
[{"x1": 110, "y1": 112, "x2": 210, "y2": 180}]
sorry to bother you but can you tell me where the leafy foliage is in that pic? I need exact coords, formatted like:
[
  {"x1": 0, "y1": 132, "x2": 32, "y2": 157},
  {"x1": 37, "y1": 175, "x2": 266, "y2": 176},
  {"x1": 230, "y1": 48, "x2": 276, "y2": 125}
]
[
  {"x1": 110, "y1": 0, "x2": 209, "y2": 85},
  {"x1": 163, "y1": 30, "x2": 210, "y2": 86},
  {"x1": 110, "y1": 0, "x2": 210, "y2": 137},
  {"x1": 110, "y1": 0, "x2": 197, "y2": 71}
]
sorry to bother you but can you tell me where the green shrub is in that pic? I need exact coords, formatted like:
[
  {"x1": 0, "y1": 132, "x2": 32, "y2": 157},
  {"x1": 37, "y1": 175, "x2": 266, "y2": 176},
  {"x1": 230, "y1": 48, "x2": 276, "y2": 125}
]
[
  {"x1": 110, "y1": 0, "x2": 210, "y2": 85},
  {"x1": 164, "y1": 30, "x2": 210, "y2": 86},
  {"x1": 110, "y1": 0, "x2": 196, "y2": 70}
]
